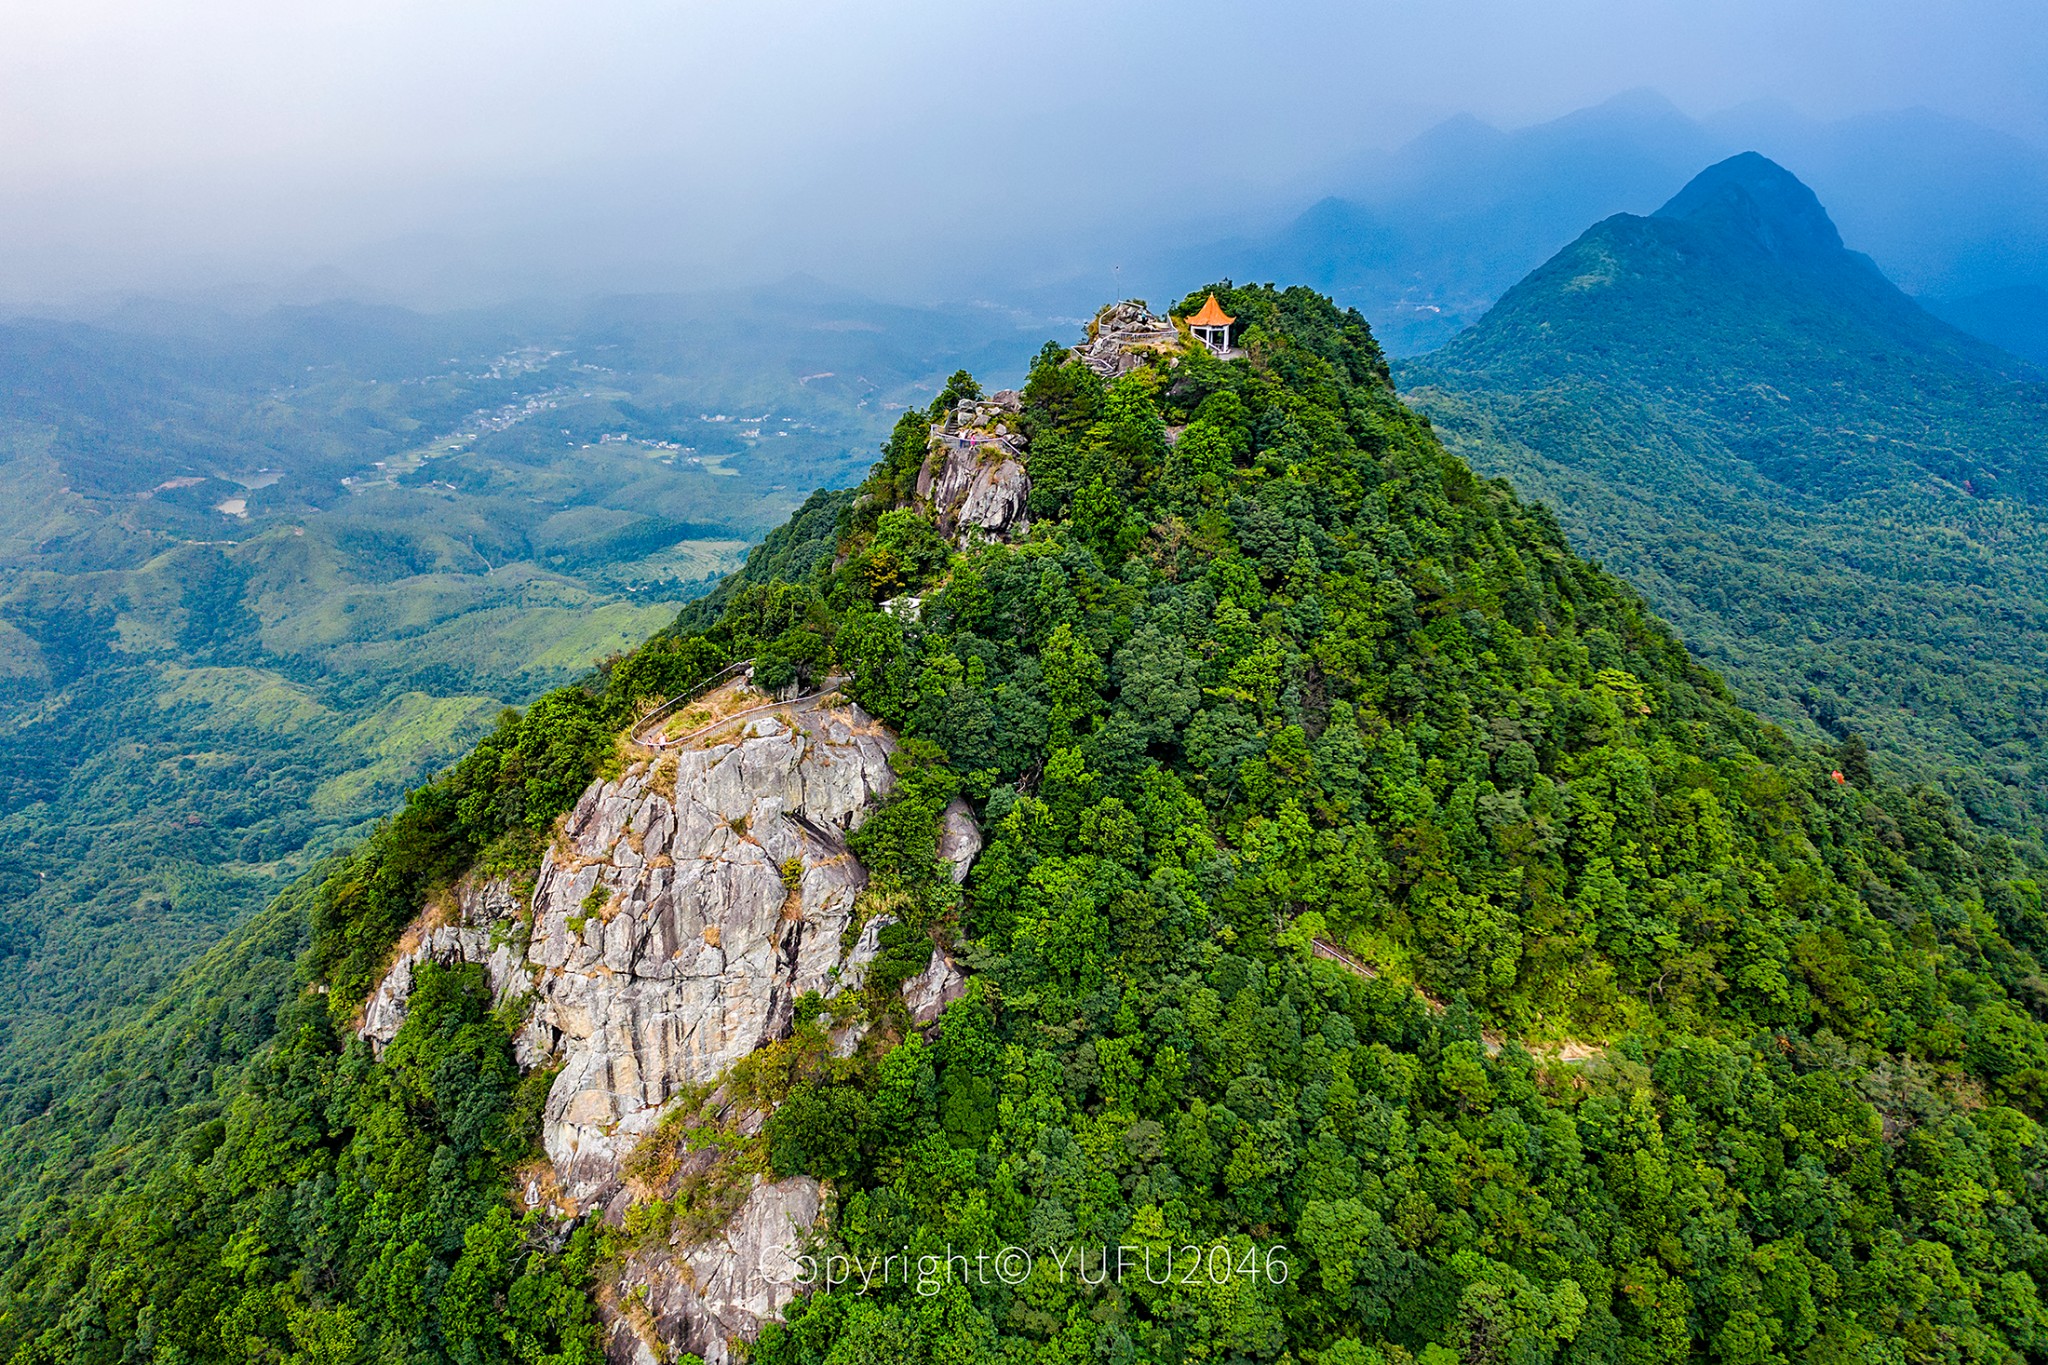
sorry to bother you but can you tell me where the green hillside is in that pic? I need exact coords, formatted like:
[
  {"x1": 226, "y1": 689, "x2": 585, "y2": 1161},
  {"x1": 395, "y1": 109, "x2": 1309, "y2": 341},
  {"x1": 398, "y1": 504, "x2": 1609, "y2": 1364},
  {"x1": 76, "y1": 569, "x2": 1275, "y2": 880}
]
[
  {"x1": 1400, "y1": 153, "x2": 2048, "y2": 840},
  {"x1": 5, "y1": 286, "x2": 2048, "y2": 1364},
  {"x1": 0, "y1": 285, "x2": 1025, "y2": 1110}
]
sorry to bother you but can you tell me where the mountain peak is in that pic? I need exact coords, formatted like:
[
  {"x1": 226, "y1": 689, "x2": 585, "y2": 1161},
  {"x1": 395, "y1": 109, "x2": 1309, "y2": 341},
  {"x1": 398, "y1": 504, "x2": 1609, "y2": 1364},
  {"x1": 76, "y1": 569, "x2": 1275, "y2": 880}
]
[
  {"x1": 1653, "y1": 151, "x2": 1844, "y2": 258},
  {"x1": 1559, "y1": 86, "x2": 1690, "y2": 129}
]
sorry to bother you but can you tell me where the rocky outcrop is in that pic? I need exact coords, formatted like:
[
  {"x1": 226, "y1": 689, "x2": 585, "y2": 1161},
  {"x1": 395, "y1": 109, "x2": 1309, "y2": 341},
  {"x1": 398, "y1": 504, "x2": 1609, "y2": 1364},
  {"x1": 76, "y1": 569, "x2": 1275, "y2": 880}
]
[
  {"x1": 832, "y1": 912, "x2": 898, "y2": 998},
  {"x1": 938, "y1": 795, "x2": 982, "y2": 884},
  {"x1": 361, "y1": 880, "x2": 533, "y2": 1057},
  {"x1": 358, "y1": 687, "x2": 987, "y2": 1363},
  {"x1": 1076, "y1": 300, "x2": 1183, "y2": 379},
  {"x1": 951, "y1": 455, "x2": 1029, "y2": 542},
  {"x1": 901, "y1": 949, "x2": 968, "y2": 1025},
  {"x1": 955, "y1": 389, "x2": 1022, "y2": 425},
  {"x1": 526, "y1": 696, "x2": 896, "y2": 1208},
  {"x1": 608, "y1": 1177, "x2": 821, "y2": 1365},
  {"x1": 918, "y1": 389, "x2": 1030, "y2": 544}
]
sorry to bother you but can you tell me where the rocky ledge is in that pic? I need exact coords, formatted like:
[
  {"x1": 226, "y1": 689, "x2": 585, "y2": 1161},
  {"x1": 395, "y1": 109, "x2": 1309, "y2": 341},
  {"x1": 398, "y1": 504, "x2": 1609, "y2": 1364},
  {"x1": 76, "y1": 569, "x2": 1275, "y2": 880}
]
[
  {"x1": 919, "y1": 388, "x2": 1030, "y2": 544},
  {"x1": 1076, "y1": 300, "x2": 1184, "y2": 379},
  {"x1": 526, "y1": 693, "x2": 900, "y2": 1207},
  {"x1": 607, "y1": 1177, "x2": 821, "y2": 1365}
]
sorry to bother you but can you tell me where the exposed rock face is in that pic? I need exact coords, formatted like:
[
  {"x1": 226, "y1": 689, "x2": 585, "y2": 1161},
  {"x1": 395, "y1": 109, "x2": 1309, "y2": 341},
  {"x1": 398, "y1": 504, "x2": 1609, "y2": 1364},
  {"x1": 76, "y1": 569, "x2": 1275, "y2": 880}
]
[
  {"x1": 607, "y1": 1177, "x2": 822, "y2": 1365},
  {"x1": 361, "y1": 880, "x2": 532, "y2": 1057},
  {"x1": 918, "y1": 391, "x2": 1031, "y2": 544},
  {"x1": 832, "y1": 912, "x2": 899, "y2": 997},
  {"x1": 917, "y1": 441, "x2": 1030, "y2": 543},
  {"x1": 1076, "y1": 300, "x2": 1183, "y2": 379},
  {"x1": 527, "y1": 697, "x2": 896, "y2": 1208},
  {"x1": 901, "y1": 949, "x2": 969, "y2": 1025},
  {"x1": 357, "y1": 689, "x2": 987, "y2": 1362},
  {"x1": 956, "y1": 389, "x2": 1022, "y2": 424},
  {"x1": 951, "y1": 455, "x2": 1030, "y2": 543},
  {"x1": 938, "y1": 795, "x2": 983, "y2": 884}
]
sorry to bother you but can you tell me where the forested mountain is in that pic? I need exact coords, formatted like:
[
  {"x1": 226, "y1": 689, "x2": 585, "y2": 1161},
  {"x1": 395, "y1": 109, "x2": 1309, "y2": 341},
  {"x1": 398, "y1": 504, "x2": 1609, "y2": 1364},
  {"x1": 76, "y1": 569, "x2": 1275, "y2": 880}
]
[
  {"x1": 5, "y1": 285, "x2": 2047, "y2": 1364},
  {"x1": 1402, "y1": 153, "x2": 2048, "y2": 840},
  {"x1": 0, "y1": 282, "x2": 1025, "y2": 1116}
]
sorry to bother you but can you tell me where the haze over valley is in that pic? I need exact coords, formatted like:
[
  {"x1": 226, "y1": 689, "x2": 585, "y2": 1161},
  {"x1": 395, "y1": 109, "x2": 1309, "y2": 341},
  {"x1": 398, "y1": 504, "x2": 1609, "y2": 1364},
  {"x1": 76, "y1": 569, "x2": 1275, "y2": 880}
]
[
  {"x1": 5, "y1": 4, "x2": 2048, "y2": 1363},
  {"x1": 0, "y1": 282, "x2": 1029, "y2": 1084}
]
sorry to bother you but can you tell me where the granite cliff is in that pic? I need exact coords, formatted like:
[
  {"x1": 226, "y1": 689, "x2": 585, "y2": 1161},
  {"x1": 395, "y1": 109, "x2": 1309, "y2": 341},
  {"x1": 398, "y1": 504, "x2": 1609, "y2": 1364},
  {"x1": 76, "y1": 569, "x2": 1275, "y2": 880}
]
[
  {"x1": 917, "y1": 388, "x2": 1031, "y2": 543},
  {"x1": 360, "y1": 680, "x2": 978, "y2": 1362}
]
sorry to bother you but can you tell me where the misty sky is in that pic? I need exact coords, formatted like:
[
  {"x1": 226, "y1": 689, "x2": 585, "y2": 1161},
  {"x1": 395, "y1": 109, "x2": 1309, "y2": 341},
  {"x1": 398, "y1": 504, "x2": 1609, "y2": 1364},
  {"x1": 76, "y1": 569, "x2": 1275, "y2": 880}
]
[{"x1": 4, "y1": 0, "x2": 2044, "y2": 307}]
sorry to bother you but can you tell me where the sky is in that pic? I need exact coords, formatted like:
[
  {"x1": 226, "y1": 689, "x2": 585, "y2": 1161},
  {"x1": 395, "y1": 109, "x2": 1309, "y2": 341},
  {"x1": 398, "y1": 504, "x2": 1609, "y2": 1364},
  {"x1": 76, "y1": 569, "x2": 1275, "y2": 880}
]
[{"x1": 3, "y1": 0, "x2": 2044, "y2": 308}]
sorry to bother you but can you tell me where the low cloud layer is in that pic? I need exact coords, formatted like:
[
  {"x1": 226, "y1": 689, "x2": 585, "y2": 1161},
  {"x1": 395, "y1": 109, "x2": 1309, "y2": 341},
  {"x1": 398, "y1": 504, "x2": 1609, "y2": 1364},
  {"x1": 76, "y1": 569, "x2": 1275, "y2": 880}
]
[{"x1": 4, "y1": 0, "x2": 2043, "y2": 308}]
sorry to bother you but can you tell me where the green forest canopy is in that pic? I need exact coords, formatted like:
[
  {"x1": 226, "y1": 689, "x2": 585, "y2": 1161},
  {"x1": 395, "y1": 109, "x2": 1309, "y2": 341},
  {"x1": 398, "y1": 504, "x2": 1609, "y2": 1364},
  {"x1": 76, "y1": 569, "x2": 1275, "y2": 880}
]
[
  {"x1": 4, "y1": 285, "x2": 2048, "y2": 1365},
  {"x1": 1400, "y1": 154, "x2": 2048, "y2": 844}
]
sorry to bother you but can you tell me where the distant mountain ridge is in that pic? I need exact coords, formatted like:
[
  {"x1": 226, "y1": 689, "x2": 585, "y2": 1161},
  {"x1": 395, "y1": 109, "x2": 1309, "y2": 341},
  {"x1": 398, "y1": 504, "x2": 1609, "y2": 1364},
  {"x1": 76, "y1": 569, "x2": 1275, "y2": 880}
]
[
  {"x1": 1403, "y1": 154, "x2": 2048, "y2": 834},
  {"x1": 1174, "y1": 92, "x2": 2048, "y2": 356}
]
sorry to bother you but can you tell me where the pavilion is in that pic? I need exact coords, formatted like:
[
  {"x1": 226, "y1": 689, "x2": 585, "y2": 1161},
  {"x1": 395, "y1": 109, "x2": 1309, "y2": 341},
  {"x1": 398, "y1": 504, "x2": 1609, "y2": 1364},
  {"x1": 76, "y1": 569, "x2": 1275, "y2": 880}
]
[{"x1": 1186, "y1": 294, "x2": 1235, "y2": 356}]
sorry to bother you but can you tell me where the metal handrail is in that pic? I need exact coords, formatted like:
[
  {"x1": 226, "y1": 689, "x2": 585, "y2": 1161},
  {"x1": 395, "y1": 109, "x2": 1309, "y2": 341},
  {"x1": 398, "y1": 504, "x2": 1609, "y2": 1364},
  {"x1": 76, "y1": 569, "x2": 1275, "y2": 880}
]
[
  {"x1": 641, "y1": 673, "x2": 850, "y2": 751},
  {"x1": 633, "y1": 658, "x2": 754, "y2": 732}
]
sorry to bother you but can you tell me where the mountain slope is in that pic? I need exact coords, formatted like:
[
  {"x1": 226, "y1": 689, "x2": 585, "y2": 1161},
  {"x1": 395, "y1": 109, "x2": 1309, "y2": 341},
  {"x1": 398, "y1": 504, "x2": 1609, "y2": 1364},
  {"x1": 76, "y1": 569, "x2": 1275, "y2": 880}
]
[
  {"x1": 0, "y1": 285, "x2": 1026, "y2": 1117},
  {"x1": 5, "y1": 287, "x2": 2048, "y2": 1364},
  {"x1": 1403, "y1": 154, "x2": 2048, "y2": 837}
]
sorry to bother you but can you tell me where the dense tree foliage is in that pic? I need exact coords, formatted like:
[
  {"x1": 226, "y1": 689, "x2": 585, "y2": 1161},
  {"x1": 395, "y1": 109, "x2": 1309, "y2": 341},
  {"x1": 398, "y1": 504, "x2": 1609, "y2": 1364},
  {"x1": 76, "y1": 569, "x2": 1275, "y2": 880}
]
[
  {"x1": 7, "y1": 283, "x2": 2048, "y2": 1363},
  {"x1": 1401, "y1": 154, "x2": 2048, "y2": 843},
  {"x1": 727, "y1": 283, "x2": 2048, "y2": 1364}
]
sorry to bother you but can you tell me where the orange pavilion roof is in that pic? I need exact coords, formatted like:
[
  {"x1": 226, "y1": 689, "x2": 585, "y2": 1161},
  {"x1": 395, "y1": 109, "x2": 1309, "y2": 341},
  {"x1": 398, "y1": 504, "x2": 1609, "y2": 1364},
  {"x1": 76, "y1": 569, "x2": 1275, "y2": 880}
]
[{"x1": 1186, "y1": 294, "x2": 1234, "y2": 328}]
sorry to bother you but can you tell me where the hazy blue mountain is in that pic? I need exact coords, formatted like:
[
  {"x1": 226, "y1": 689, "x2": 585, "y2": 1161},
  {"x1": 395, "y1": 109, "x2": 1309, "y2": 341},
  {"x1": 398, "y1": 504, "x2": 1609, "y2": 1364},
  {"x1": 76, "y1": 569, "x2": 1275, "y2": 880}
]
[
  {"x1": 1401, "y1": 153, "x2": 2048, "y2": 835},
  {"x1": 1707, "y1": 104, "x2": 2048, "y2": 301},
  {"x1": 1925, "y1": 282, "x2": 2048, "y2": 365},
  {"x1": 1168, "y1": 91, "x2": 1718, "y2": 353},
  {"x1": 1179, "y1": 91, "x2": 2048, "y2": 356}
]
